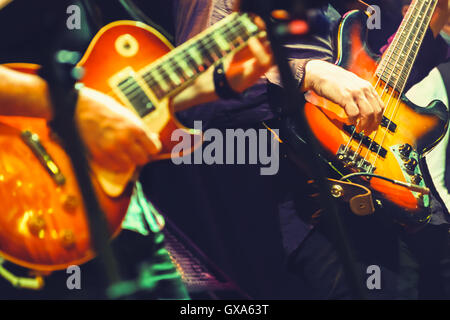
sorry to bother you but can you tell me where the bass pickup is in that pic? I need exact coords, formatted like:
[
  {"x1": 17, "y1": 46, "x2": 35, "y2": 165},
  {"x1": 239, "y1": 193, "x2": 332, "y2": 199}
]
[{"x1": 342, "y1": 125, "x2": 388, "y2": 158}]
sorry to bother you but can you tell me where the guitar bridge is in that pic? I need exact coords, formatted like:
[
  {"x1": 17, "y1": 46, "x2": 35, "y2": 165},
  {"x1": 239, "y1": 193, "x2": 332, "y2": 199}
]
[
  {"x1": 21, "y1": 130, "x2": 66, "y2": 186},
  {"x1": 336, "y1": 144, "x2": 375, "y2": 174}
]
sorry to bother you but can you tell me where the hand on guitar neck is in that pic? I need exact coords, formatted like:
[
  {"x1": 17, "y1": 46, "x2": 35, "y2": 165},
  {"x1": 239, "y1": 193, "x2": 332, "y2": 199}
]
[
  {"x1": 0, "y1": 32, "x2": 272, "y2": 173},
  {"x1": 172, "y1": 30, "x2": 272, "y2": 112},
  {"x1": 0, "y1": 14, "x2": 273, "y2": 270},
  {"x1": 78, "y1": 33, "x2": 272, "y2": 172}
]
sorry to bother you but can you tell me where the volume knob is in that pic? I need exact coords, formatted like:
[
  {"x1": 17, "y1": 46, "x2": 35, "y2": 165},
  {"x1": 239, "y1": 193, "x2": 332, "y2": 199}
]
[
  {"x1": 399, "y1": 143, "x2": 413, "y2": 159},
  {"x1": 411, "y1": 174, "x2": 422, "y2": 185},
  {"x1": 405, "y1": 158, "x2": 418, "y2": 173}
]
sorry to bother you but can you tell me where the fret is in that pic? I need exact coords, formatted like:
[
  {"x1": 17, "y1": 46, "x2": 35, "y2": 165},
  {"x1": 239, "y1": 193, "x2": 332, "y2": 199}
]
[
  {"x1": 175, "y1": 57, "x2": 195, "y2": 78},
  {"x1": 377, "y1": 0, "x2": 437, "y2": 91},
  {"x1": 107, "y1": 13, "x2": 260, "y2": 119},
  {"x1": 379, "y1": 69, "x2": 406, "y2": 82},
  {"x1": 163, "y1": 64, "x2": 183, "y2": 87},
  {"x1": 147, "y1": 68, "x2": 172, "y2": 94},
  {"x1": 197, "y1": 38, "x2": 217, "y2": 65},
  {"x1": 204, "y1": 35, "x2": 225, "y2": 59},
  {"x1": 215, "y1": 33, "x2": 231, "y2": 52},
  {"x1": 138, "y1": 13, "x2": 260, "y2": 100},
  {"x1": 167, "y1": 56, "x2": 190, "y2": 84}
]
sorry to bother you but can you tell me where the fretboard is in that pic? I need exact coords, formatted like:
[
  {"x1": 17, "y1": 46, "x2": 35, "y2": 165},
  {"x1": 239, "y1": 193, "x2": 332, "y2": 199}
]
[
  {"x1": 141, "y1": 12, "x2": 259, "y2": 100},
  {"x1": 376, "y1": 0, "x2": 437, "y2": 93}
]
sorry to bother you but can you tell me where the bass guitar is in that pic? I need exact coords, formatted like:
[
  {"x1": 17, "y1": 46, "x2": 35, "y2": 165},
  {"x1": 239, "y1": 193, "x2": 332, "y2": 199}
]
[{"x1": 301, "y1": 0, "x2": 448, "y2": 224}]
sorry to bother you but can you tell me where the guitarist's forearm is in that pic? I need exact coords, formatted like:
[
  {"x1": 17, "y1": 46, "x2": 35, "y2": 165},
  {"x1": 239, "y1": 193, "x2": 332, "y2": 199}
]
[
  {"x1": 0, "y1": 66, "x2": 52, "y2": 119},
  {"x1": 430, "y1": 0, "x2": 450, "y2": 38}
]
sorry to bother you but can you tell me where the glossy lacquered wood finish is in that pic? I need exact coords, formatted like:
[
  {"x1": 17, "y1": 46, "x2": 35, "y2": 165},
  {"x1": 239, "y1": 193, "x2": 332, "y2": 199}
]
[
  {"x1": 303, "y1": 11, "x2": 448, "y2": 213},
  {"x1": 0, "y1": 21, "x2": 199, "y2": 271}
]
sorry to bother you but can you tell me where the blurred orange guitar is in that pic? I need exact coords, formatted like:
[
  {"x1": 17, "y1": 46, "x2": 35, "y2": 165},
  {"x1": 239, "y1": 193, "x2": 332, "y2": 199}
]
[
  {"x1": 303, "y1": 0, "x2": 448, "y2": 224},
  {"x1": 0, "y1": 13, "x2": 263, "y2": 271}
]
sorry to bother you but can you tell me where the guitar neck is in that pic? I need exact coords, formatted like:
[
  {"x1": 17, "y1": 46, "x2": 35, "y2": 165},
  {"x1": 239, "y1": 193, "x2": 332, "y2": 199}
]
[
  {"x1": 139, "y1": 12, "x2": 260, "y2": 100},
  {"x1": 376, "y1": 0, "x2": 438, "y2": 93}
]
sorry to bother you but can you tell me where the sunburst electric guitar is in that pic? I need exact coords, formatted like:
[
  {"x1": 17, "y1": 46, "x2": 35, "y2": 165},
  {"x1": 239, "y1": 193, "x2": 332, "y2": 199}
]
[
  {"x1": 302, "y1": 0, "x2": 448, "y2": 224},
  {"x1": 0, "y1": 13, "x2": 263, "y2": 271}
]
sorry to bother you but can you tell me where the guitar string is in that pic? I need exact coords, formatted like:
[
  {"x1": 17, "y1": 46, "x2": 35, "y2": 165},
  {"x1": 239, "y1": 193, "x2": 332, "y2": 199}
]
[
  {"x1": 97, "y1": 15, "x2": 253, "y2": 106},
  {"x1": 342, "y1": 3, "x2": 414, "y2": 155},
  {"x1": 113, "y1": 17, "x2": 253, "y2": 100},
  {"x1": 358, "y1": 0, "x2": 428, "y2": 168},
  {"x1": 366, "y1": 0, "x2": 432, "y2": 167},
  {"x1": 141, "y1": 22, "x2": 252, "y2": 89},
  {"x1": 125, "y1": 14, "x2": 250, "y2": 89},
  {"x1": 363, "y1": 0, "x2": 422, "y2": 151},
  {"x1": 121, "y1": 32, "x2": 248, "y2": 97},
  {"x1": 369, "y1": 0, "x2": 437, "y2": 170}
]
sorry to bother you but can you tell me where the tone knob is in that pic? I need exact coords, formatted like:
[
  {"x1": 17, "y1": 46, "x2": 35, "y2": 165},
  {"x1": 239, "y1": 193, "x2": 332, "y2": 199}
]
[
  {"x1": 27, "y1": 215, "x2": 46, "y2": 237},
  {"x1": 62, "y1": 195, "x2": 78, "y2": 213},
  {"x1": 411, "y1": 174, "x2": 422, "y2": 185},
  {"x1": 405, "y1": 158, "x2": 418, "y2": 173},
  {"x1": 399, "y1": 143, "x2": 413, "y2": 159},
  {"x1": 60, "y1": 230, "x2": 76, "y2": 249}
]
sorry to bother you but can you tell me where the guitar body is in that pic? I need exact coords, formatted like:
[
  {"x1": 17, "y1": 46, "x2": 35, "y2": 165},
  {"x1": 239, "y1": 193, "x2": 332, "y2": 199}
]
[
  {"x1": 0, "y1": 21, "x2": 201, "y2": 271},
  {"x1": 303, "y1": 11, "x2": 448, "y2": 222},
  {"x1": 0, "y1": 115, "x2": 132, "y2": 271},
  {"x1": 76, "y1": 20, "x2": 201, "y2": 197}
]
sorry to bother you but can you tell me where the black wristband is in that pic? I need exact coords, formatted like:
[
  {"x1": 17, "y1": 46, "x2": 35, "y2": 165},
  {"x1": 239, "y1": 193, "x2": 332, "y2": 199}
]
[{"x1": 213, "y1": 61, "x2": 241, "y2": 100}]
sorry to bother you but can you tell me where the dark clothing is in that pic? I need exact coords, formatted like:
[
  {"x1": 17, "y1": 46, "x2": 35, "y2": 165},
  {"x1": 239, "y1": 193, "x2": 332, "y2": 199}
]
[
  {"x1": 0, "y1": 0, "x2": 188, "y2": 300},
  {"x1": 143, "y1": 0, "x2": 450, "y2": 299}
]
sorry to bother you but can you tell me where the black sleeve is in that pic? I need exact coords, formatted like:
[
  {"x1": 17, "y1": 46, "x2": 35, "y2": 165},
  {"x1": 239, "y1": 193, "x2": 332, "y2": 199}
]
[{"x1": 0, "y1": 0, "x2": 71, "y2": 63}]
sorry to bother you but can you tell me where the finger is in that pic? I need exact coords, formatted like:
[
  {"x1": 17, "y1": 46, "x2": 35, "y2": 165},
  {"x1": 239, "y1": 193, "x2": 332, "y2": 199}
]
[
  {"x1": 247, "y1": 36, "x2": 273, "y2": 68},
  {"x1": 365, "y1": 89, "x2": 384, "y2": 130},
  {"x1": 356, "y1": 96, "x2": 376, "y2": 134},
  {"x1": 252, "y1": 15, "x2": 267, "y2": 30},
  {"x1": 343, "y1": 100, "x2": 360, "y2": 127},
  {"x1": 125, "y1": 141, "x2": 150, "y2": 166},
  {"x1": 95, "y1": 149, "x2": 133, "y2": 172},
  {"x1": 138, "y1": 128, "x2": 162, "y2": 156}
]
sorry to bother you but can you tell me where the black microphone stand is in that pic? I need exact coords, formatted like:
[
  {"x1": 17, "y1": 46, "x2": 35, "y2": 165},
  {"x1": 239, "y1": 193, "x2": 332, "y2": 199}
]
[
  {"x1": 40, "y1": 50, "x2": 125, "y2": 298},
  {"x1": 242, "y1": 0, "x2": 367, "y2": 299}
]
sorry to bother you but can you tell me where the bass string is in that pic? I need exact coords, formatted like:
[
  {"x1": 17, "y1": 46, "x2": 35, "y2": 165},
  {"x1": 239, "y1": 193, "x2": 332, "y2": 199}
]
[
  {"x1": 118, "y1": 18, "x2": 252, "y2": 97},
  {"x1": 360, "y1": 0, "x2": 429, "y2": 168},
  {"x1": 369, "y1": 0, "x2": 436, "y2": 170},
  {"x1": 343, "y1": 3, "x2": 415, "y2": 155}
]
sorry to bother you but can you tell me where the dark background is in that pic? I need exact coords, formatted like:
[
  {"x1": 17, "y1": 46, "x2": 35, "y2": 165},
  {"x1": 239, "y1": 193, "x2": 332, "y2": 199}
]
[{"x1": 0, "y1": 0, "x2": 406, "y2": 299}]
